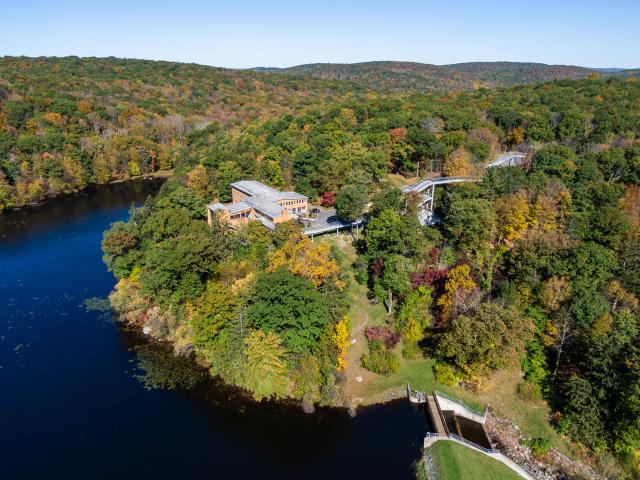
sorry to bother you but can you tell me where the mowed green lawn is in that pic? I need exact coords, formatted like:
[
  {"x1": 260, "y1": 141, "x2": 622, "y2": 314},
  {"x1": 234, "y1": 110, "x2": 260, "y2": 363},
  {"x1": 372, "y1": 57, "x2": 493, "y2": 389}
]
[{"x1": 430, "y1": 441, "x2": 522, "y2": 480}]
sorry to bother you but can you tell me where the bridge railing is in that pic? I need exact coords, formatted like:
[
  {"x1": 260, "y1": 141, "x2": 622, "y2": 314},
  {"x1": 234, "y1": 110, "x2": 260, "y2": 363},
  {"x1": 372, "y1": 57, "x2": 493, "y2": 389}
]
[
  {"x1": 434, "y1": 390, "x2": 486, "y2": 418},
  {"x1": 449, "y1": 433, "x2": 498, "y2": 454}
]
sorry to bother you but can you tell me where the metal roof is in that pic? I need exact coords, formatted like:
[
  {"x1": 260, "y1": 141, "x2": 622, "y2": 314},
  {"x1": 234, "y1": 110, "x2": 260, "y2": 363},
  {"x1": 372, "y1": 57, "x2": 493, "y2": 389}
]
[
  {"x1": 256, "y1": 216, "x2": 276, "y2": 230},
  {"x1": 207, "y1": 203, "x2": 228, "y2": 212},
  {"x1": 225, "y1": 201, "x2": 252, "y2": 213},
  {"x1": 230, "y1": 180, "x2": 307, "y2": 218},
  {"x1": 207, "y1": 201, "x2": 252, "y2": 214},
  {"x1": 231, "y1": 181, "x2": 307, "y2": 201}
]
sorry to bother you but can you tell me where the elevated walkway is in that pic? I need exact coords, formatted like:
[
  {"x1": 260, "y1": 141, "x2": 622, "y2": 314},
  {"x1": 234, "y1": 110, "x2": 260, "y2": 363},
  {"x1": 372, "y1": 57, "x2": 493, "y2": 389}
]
[
  {"x1": 485, "y1": 151, "x2": 527, "y2": 168},
  {"x1": 401, "y1": 176, "x2": 477, "y2": 194}
]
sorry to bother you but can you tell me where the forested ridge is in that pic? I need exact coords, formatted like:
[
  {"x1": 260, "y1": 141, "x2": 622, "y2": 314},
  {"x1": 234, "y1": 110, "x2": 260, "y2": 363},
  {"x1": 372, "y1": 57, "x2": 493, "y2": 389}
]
[
  {"x1": 98, "y1": 58, "x2": 640, "y2": 477},
  {"x1": 257, "y1": 60, "x2": 638, "y2": 93}
]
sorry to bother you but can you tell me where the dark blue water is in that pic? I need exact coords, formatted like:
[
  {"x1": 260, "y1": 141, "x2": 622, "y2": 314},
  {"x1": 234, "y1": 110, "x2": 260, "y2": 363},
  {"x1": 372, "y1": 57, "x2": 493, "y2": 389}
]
[{"x1": 0, "y1": 180, "x2": 426, "y2": 479}]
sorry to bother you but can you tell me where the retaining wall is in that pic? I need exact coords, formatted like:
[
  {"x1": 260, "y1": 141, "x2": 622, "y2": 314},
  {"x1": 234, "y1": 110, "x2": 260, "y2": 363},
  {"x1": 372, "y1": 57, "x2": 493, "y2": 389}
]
[{"x1": 434, "y1": 392, "x2": 487, "y2": 424}]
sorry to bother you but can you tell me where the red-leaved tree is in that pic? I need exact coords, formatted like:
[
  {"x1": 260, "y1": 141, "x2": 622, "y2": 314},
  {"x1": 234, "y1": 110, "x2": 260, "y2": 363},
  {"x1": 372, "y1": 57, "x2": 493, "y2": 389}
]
[{"x1": 321, "y1": 191, "x2": 336, "y2": 207}]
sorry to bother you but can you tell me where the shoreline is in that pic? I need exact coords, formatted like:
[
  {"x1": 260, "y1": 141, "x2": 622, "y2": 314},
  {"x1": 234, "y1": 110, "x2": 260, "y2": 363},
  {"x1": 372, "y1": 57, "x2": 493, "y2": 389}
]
[
  {"x1": 2, "y1": 169, "x2": 175, "y2": 213},
  {"x1": 128, "y1": 311, "x2": 410, "y2": 410}
]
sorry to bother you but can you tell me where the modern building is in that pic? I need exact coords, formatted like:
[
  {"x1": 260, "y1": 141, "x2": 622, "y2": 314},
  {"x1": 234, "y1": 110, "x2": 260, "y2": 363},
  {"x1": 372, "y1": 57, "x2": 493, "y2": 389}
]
[{"x1": 207, "y1": 180, "x2": 308, "y2": 230}]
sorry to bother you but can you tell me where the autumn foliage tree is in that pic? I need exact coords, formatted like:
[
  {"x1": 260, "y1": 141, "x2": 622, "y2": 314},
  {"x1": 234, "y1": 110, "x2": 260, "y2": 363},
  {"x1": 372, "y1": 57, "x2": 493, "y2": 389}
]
[
  {"x1": 243, "y1": 329, "x2": 289, "y2": 400},
  {"x1": 443, "y1": 146, "x2": 473, "y2": 177},
  {"x1": 437, "y1": 264, "x2": 477, "y2": 321},
  {"x1": 332, "y1": 316, "x2": 350, "y2": 371},
  {"x1": 186, "y1": 164, "x2": 215, "y2": 199},
  {"x1": 268, "y1": 234, "x2": 340, "y2": 288},
  {"x1": 494, "y1": 190, "x2": 531, "y2": 243},
  {"x1": 321, "y1": 191, "x2": 336, "y2": 207}
]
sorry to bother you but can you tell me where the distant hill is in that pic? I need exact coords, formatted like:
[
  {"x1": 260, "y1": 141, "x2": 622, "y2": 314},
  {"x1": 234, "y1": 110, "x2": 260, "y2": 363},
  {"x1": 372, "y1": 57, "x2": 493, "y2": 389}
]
[
  {"x1": 254, "y1": 61, "x2": 639, "y2": 93},
  {"x1": 444, "y1": 61, "x2": 594, "y2": 85},
  {"x1": 593, "y1": 67, "x2": 628, "y2": 73},
  {"x1": 265, "y1": 61, "x2": 476, "y2": 92},
  {"x1": 610, "y1": 68, "x2": 640, "y2": 78}
]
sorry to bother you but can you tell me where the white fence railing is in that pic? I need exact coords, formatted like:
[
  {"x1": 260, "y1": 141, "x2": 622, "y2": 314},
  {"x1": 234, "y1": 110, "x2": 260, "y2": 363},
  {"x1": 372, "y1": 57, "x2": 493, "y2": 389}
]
[{"x1": 449, "y1": 433, "x2": 498, "y2": 454}]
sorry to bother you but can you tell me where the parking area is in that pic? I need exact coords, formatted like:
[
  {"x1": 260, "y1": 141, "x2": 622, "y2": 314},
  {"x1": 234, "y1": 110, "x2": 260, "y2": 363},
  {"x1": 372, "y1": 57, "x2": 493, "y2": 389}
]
[{"x1": 302, "y1": 208, "x2": 361, "y2": 236}]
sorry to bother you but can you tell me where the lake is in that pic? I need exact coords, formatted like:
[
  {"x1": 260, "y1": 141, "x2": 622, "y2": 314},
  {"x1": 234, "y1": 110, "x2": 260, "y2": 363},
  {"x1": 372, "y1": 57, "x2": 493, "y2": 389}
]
[{"x1": 0, "y1": 179, "x2": 426, "y2": 479}]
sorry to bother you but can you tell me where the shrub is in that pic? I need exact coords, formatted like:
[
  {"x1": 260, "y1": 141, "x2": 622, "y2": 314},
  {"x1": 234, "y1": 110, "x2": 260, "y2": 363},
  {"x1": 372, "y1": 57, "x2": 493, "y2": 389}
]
[
  {"x1": 516, "y1": 381, "x2": 543, "y2": 402},
  {"x1": 362, "y1": 340, "x2": 400, "y2": 376},
  {"x1": 355, "y1": 268, "x2": 368, "y2": 285},
  {"x1": 439, "y1": 246, "x2": 456, "y2": 267},
  {"x1": 410, "y1": 266, "x2": 449, "y2": 289},
  {"x1": 364, "y1": 325, "x2": 400, "y2": 349},
  {"x1": 433, "y1": 361, "x2": 459, "y2": 387},
  {"x1": 526, "y1": 437, "x2": 551, "y2": 456},
  {"x1": 353, "y1": 258, "x2": 368, "y2": 284}
]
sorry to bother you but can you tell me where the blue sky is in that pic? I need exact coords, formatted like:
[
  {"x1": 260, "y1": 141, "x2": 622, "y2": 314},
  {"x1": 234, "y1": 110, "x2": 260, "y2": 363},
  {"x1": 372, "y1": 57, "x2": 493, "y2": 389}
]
[{"x1": 2, "y1": 0, "x2": 639, "y2": 68}]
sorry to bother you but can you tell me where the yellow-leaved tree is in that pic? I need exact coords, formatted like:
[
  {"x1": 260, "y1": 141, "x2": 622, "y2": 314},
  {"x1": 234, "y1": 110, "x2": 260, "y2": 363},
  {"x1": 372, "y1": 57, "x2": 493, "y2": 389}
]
[
  {"x1": 268, "y1": 235, "x2": 341, "y2": 288},
  {"x1": 43, "y1": 111, "x2": 64, "y2": 125},
  {"x1": 332, "y1": 316, "x2": 350, "y2": 371},
  {"x1": 494, "y1": 190, "x2": 531, "y2": 243},
  {"x1": 539, "y1": 276, "x2": 572, "y2": 313},
  {"x1": 531, "y1": 187, "x2": 572, "y2": 233},
  {"x1": 437, "y1": 264, "x2": 477, "y2": 321},
  {"x1": 186, "y1": 164, "x2": 214, "y2": 199}
]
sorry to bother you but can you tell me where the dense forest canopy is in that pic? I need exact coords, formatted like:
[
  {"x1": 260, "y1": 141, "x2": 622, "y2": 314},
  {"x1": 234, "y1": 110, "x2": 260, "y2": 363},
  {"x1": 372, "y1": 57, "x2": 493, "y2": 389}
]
[
  {"x1": 1, "y1": 56, "x2": 639, "y2": 213},
  {"x1": 0, "y1": 56, "x2": 365, "y2": 210}
]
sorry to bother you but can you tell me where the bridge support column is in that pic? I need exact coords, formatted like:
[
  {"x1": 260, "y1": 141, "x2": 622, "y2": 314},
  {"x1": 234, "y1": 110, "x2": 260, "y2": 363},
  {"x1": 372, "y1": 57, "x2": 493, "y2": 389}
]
[{"x1": 430, "y1": 184, "x2": 435, "y2": 213}]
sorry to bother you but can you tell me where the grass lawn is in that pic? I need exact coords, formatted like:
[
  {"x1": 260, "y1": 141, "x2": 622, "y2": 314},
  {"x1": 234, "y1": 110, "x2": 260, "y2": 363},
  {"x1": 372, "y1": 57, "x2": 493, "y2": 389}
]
[
  {"x1": 387, "y1": 173, "x2": 418, "y2": 188},
  {"x1": 430, "y1": 441, "x2": 522, "y2": 480}
]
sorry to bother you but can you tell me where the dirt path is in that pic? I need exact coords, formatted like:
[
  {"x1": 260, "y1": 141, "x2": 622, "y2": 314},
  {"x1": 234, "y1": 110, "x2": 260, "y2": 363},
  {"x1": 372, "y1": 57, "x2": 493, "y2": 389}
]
[
  {"x1": 323, "y1": 235, "x2": 403, "y2": 408},
  {"x1": 344, "y1": 311, "x2": 373, "y2": 405}
]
